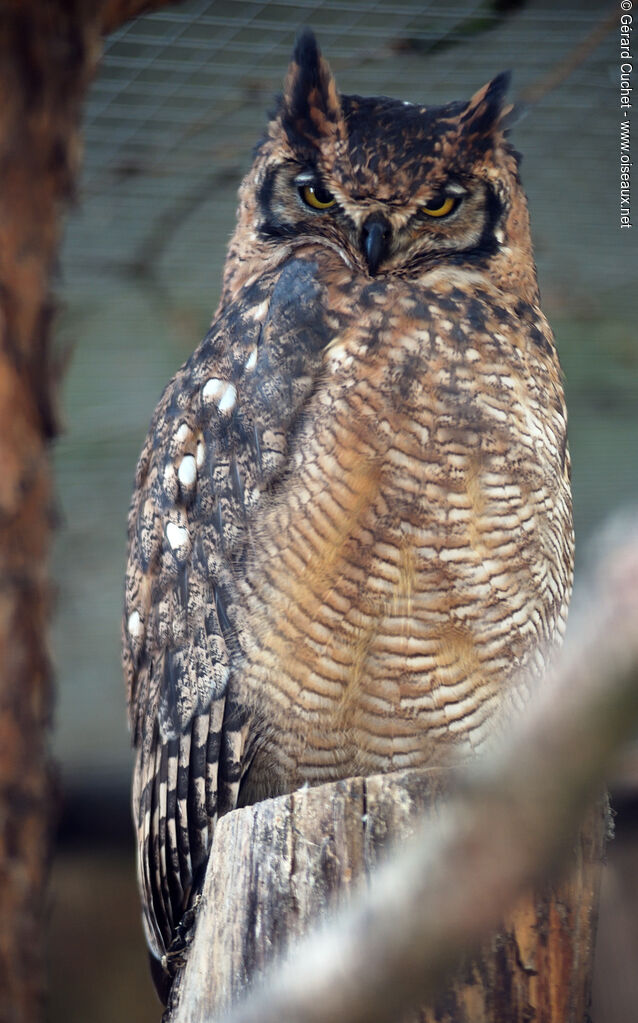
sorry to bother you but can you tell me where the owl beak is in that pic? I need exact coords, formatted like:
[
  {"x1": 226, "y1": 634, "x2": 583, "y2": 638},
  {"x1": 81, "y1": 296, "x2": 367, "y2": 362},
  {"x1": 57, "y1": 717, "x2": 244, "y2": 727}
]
[{"x1": 361, "y1": 216, "x2": 391, "y2": 276}]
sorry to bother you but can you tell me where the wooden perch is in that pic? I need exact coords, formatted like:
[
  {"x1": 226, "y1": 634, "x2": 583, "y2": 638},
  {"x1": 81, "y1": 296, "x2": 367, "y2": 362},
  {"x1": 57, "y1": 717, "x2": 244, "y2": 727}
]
[
  {"x1": 169, "y1": 772, "x2": 606, "y2": 1023},
  {"x1": 167, "y1": 524, "x2": 638, "y2": 1023}
]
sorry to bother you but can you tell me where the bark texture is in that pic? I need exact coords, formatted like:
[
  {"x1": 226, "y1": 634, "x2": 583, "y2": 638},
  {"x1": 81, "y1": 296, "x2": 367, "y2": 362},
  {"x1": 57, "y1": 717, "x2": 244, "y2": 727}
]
[
  {"x1": 0, "y1": 7, "x2": 101, "y2": 1020},
  {"x1": 167, "y1": 770, "x2": 606, "y2": 1023},
  {"x1": 0, "y1": 3, "x2": 187, "y2": 1019},
  {"x1": 0, "y1": 0, "x2": 189, "y2": 1018}
]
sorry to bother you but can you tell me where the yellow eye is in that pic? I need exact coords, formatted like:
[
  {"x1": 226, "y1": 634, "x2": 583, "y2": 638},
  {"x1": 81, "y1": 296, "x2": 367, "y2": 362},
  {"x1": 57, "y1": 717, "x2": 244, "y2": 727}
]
[
  {"x1": 300, "y1": 184, "x2": 336, "y2": 210},
  {"x1": 420, "y1": 196, "x2": 457, "y2": 218}
]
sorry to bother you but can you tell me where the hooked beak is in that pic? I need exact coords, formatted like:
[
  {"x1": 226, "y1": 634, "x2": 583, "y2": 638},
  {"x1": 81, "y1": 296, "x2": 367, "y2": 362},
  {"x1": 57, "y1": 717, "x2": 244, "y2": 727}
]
[{"x1": 361, "y1": 216, "x2": 391, "y2": 276}]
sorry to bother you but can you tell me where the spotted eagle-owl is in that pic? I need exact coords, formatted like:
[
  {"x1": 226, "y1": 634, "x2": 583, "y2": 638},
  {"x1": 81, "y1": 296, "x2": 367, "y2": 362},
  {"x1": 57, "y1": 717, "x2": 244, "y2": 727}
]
[{"x1": 124, "y1": 30, "x2": 573, "y2": 993}]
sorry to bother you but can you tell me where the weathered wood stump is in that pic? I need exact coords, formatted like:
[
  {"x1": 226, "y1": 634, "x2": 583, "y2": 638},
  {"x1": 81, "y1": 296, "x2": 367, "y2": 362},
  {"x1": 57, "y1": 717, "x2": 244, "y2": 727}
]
[{"x1": 167, "y1": 767, "x2": 606, "y2": 1023}]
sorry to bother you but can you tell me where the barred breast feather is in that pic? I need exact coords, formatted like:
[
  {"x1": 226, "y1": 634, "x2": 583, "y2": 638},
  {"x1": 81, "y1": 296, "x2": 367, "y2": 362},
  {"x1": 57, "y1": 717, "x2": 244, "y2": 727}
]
[{"x1": 237, "y1": 264, "x2": 572, "y2": 802}]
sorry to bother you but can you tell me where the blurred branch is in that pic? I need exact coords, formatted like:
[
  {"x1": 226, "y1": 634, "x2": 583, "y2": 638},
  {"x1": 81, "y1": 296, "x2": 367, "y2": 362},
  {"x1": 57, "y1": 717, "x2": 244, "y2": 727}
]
[
  {"x1": 520, "y1": 7, "x2": 616, "y2": 105},
  {"x1": 99, "y1": 0, "x2": 186, "y2": 35},
  {"x1": 177, "y1": 523, "x2": 638, "y2": 1023}
]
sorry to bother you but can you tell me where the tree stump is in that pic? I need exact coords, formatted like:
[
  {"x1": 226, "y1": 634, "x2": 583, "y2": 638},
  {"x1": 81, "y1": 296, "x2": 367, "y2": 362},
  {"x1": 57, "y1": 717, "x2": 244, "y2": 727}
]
[{"x1": 167, "y1": 767, "x2": 607, "y2": 1023}]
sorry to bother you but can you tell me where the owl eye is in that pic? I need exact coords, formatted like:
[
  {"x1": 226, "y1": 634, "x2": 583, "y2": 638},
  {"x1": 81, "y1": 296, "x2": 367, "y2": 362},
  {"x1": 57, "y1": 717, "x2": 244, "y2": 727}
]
[
  {"x1": 420, "y1": 195, "x2": 458, "y2": 218},
  {"x1": 300, "y1": 183, "x2": 336, "y2": 210}
]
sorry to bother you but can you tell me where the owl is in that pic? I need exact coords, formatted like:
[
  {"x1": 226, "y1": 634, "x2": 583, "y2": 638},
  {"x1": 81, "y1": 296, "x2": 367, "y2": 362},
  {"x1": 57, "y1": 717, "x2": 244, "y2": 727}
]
[{"x1": 123, "y1": 30, "x2": 573, "y2": 998}]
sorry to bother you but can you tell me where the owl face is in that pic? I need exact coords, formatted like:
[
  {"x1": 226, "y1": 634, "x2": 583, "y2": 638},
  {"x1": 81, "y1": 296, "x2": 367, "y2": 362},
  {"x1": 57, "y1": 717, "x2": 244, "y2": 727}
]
[{"x1": 236, "y1": 31, "x2": 519, "y2": 283}]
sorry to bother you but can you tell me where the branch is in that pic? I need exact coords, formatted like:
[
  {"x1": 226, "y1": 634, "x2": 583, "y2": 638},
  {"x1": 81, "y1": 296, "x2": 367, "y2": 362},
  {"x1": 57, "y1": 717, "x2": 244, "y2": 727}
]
[
  {"x1": 171, "y1": 521, "x2": 638, "y2": 1023},
  {"x1": 99, "y1": 0, "x2": 187, "y2": 35},
  {"x1": 520, "y1": 9, "x2": 616, "y2": 106}
]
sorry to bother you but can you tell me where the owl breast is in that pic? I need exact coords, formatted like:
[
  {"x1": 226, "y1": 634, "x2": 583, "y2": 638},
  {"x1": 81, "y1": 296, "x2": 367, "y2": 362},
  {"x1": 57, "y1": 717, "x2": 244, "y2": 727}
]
[{"x1": 237, "y1": 264, "x2": 572, "y2": 802}]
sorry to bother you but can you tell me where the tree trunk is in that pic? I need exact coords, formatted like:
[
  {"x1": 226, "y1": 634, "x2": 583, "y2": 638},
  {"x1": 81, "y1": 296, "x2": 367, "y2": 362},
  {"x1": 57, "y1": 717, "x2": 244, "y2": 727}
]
[
  {"x1": 0, "y1": 7, "x2": 99, "y2": 1020},
  {"x1": 167, "y1": 768, "x2": 607, "y2": 1023},
  {"x1": 0, "y1": 3, "x2": 182, "y2": 1020}
]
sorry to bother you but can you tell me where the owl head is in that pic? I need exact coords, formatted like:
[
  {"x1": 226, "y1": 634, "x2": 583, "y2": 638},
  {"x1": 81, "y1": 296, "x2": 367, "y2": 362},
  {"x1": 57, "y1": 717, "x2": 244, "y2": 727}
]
[{"x1": 223, "y1": 30, "x2": 536, "y2": 303}]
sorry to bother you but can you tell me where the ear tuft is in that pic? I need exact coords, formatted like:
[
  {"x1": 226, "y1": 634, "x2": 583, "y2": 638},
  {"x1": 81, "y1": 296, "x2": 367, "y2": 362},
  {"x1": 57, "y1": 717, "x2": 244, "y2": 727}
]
[
  {"x1": 280, "y1": 29, "x2": 343, "y2": 147},
  {"x1": 462, "y1": 71, "x2": 512, "y2": 137},
  {"x1": 293, "y1": 27, "x2": 321, "y2": 71}
]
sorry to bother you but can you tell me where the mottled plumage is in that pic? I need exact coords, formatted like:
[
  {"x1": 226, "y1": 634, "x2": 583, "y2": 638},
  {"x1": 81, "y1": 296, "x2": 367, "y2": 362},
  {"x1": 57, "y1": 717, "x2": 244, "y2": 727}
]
[{"x1": 124, "y1": 31, "x2": 573, "y2": 997}]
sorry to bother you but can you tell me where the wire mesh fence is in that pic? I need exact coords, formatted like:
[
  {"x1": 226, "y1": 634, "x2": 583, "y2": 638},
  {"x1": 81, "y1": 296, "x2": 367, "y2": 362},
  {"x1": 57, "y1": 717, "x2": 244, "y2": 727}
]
[{"x1": 62, "y1": 0, "x2": 626, "y2": 306}]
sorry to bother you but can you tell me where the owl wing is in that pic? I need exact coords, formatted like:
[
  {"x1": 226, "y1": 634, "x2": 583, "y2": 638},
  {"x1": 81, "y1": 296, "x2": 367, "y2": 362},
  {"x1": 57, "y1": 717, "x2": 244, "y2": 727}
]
[{"x1": 123, "y1": 258, "x2": 335, "y2": 969}]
